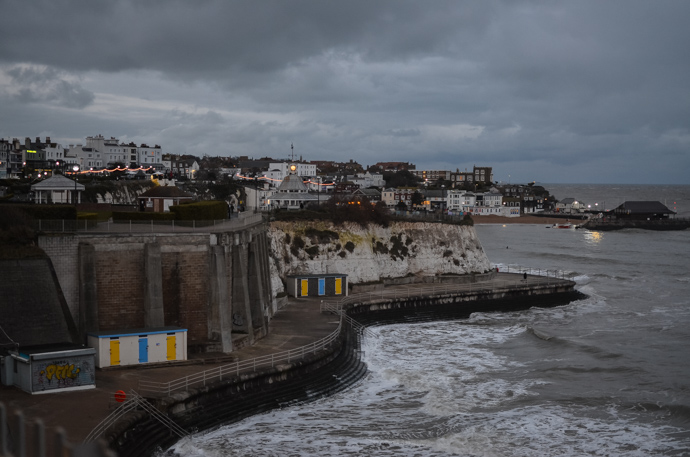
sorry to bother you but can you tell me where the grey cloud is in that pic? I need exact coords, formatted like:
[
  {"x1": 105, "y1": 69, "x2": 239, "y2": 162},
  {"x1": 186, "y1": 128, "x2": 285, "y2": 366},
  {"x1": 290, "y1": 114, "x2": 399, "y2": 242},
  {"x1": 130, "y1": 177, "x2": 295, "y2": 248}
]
[{"x1": 5, "y1": 66, "x2": 94, "y2": 108}]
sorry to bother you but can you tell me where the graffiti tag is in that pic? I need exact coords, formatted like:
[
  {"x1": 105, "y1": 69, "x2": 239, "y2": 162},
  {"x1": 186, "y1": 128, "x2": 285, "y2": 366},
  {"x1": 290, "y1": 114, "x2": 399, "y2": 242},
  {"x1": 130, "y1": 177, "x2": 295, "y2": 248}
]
[{"x1": 40, "y1": 363, "x2": 81, "y2": 381}]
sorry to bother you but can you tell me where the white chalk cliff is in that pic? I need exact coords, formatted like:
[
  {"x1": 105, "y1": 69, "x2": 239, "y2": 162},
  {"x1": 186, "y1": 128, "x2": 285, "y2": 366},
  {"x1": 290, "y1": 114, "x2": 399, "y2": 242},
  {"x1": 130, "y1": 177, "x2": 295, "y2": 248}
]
[{"x1": 268, "y1": 221, "x2": 491, "y2": 296}]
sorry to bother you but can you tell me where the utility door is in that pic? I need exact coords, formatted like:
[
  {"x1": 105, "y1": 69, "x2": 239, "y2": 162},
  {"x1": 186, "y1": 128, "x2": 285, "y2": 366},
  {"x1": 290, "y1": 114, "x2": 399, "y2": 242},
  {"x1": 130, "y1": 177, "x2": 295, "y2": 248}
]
[
  {"x1": 110, "y1": 338, "x2": 120, "y2": 366},
  {"x1": 166, "y1": 335, "x2": 176, "y2": 361},
  {"x1": 138, "y1": 337, "x2": 148, "y2": 363}
]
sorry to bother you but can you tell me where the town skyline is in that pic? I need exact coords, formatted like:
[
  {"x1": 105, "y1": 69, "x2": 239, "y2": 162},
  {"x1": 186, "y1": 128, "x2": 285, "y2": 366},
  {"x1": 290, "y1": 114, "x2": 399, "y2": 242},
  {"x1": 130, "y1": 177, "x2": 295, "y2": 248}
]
[{"x1": 2, "y1": 2, "x2": 689, "y2": 185}]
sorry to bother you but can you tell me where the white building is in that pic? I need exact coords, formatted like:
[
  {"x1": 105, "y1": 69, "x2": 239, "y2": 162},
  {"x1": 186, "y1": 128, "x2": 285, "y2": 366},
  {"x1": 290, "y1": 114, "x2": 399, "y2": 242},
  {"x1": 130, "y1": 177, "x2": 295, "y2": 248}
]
[
  {"x1": 267, "y1": 162, "x2": 317, "y2": 183},
  {"x1": 447, "y1": 190, "x2": 476, "y2": 212},
  {"x1": 137, "y1": 144, "x2": 163, "y2": 168},
  {"x1": 346, "y1": 171, "x2": 385, "y2": 188},
  {"x1": 86, "y1": 135, "x2": 128, "y2": 166},
  {"x1": 65, "y1": 145, "x2": 103, "y2": 170},
  {"x1": 44, "y1": 143, "x2": 65, "y2": 165},
  {"x1": 266, "y1": 164, "x2": 318, "y2": 210}
]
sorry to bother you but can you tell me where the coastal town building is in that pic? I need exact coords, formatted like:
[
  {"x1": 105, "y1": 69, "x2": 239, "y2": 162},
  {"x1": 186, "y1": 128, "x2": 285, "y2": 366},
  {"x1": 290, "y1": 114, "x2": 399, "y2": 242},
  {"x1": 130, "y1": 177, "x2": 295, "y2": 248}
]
[
  {"x1": 351, "y1": 188, "x2": 382, "y2": 204},
  {"x1": 30, "y1": 174, "x2": 84, "y2": 204},
  {"x1": 137, "y1": 185, "x2": 195, "y2": 212},
  {"x1": 611, "y1": 201, "x2": 676, "y2": 220},
  {"x1": 266, "y1": 164, "x2": 319, "y2": 210},
  {"x1": 411, "y1": 169, "x2": 451, "y2": 182},
  {"x1": 346, "y1": 171, "x2": 385, "y2": 188},
  {"x1": 372, "y1": 161, "x2": 416, "y2": 172},
  {"x1": 555, "y1": 198, "x2": 586, "y2": 214},
  {"x1": 381, "y1": 187, "x2": 417, "y2": 208},
  {"x1": 66, "y1": 145, "x2": 103, "y2": 170},
  {"x1": 86, "y1": 135, "x2": 126, "y2": 166}
]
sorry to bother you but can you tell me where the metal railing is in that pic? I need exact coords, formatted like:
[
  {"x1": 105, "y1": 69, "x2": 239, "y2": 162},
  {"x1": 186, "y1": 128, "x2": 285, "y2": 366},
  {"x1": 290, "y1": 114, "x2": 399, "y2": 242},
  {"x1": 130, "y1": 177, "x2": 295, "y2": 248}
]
[
  {"x1": 83, "y1": 391, "x2": 185, "y2": 444},
  {"x1": 32, "y1": 213, "x2": 264, "y2": 233},
  {"x1": 137, "y1": 318, "x2": 344, "y2": 397}
]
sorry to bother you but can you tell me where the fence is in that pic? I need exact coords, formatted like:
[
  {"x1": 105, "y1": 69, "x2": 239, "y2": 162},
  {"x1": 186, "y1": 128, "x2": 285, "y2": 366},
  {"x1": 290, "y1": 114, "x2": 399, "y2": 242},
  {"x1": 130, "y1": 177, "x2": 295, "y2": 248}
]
[
  {"x1": 32, "y1": 213, "x2": 264, "y2": 234},
  {"x1": 1, "y1": 403, "x2": 114, "y2": 457},
  {"x1": 137, "y1": 318, "x2": 344, "y2": 398},
  {"x1": 83, "y1": 392, "x2": 185, "y2": 445}
]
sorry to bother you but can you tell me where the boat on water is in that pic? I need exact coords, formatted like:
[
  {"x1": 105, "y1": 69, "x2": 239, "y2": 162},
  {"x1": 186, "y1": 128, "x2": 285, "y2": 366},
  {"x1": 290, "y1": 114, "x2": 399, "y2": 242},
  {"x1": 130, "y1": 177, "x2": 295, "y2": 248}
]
[{"x1": 547, "y1": 221, "x2": 578, "y2": 229}]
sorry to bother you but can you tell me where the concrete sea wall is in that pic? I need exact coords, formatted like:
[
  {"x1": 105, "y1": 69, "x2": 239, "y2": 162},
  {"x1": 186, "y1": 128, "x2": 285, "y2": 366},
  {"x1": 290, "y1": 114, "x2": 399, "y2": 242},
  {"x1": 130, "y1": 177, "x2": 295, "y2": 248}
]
[{"x1": 109, "y1": 280, "x2": 583, "y2": 457}]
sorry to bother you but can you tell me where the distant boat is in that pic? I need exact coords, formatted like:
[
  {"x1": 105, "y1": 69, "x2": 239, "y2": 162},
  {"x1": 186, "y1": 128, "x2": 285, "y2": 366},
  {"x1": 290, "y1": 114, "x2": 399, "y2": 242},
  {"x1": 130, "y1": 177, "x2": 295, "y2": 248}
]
[{"x1": 548, "y1": 221, "x2": 577, "y2": 229}]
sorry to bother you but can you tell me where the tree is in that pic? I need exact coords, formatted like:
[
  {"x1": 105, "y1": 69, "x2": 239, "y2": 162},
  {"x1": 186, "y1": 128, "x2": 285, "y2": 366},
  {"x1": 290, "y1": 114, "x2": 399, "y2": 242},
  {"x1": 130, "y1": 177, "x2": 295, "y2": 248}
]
[
  {"x1": 411, "y1": 191, "x2": 424, "y2": 207},
  {"x1": 383, "y1": 170, "x2": 421, "y2": 188}
]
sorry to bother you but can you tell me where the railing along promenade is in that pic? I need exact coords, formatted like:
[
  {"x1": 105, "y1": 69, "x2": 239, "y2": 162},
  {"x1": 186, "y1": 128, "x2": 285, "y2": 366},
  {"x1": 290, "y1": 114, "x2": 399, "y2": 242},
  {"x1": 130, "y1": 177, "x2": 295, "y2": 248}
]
[
  {"x1": 137, "y1": 318, "x2": 344, "y2": 398},
  {"x1": 138, "y1": 268, "x2": 572, "y2": 398},
  {"x1": 32, "y1": 212, "x2": 264, "y2": 233}
]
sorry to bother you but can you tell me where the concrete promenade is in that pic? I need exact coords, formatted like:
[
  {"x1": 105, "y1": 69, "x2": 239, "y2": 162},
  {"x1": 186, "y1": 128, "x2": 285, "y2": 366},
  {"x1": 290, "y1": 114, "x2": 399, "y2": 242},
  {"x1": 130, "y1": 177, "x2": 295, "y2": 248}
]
[{"x1": 1, "y1": 272, "x2": 564, "y2": 448}]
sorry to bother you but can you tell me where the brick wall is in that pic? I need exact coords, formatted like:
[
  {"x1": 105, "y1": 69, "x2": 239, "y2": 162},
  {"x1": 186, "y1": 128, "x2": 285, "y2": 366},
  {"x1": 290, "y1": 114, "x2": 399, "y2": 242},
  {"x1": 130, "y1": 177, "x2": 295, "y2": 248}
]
[
  {"x1": 96, "y1": 249, "x2": 145, "y2": 330},
  {"x1": 161, "y1": 249, "x2": 210, "y2": 345},
  {"x1": 38, "y1": 235, "x2": 80, "y2": 320}
]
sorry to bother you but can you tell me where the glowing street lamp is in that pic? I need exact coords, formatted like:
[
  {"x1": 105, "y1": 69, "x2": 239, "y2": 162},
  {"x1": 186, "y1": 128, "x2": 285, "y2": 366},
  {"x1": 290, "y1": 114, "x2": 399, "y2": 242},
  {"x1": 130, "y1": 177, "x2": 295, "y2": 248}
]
[{"x1": 72, "y1": 165, "x2": 80, "y2": 205}]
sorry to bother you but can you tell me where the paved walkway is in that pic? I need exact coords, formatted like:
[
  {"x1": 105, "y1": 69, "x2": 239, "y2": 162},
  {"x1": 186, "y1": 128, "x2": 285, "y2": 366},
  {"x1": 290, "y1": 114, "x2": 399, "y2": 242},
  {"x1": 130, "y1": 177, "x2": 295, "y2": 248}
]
[
  {"x1": 1, "y1": 273, "x2": 562, "y2": 446},
  {"x1": 1, "y1": 296, "x2": 336, "y2": 444}
]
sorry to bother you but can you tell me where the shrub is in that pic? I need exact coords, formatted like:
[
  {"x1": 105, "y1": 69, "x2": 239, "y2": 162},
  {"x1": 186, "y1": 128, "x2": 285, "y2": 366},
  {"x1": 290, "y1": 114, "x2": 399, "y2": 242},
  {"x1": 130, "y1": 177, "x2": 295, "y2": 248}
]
[
  {"x1": 292, "y1": 235, "x2": 305, "y2": 249},
  {"x1": 170, "y1": 200, "x2": 226, "y2": 220},
  {"x1": 344, "y1": 241, "x2": 355, "y2": 253},
  {"x1": 305, "y1": 246, "x2": 320, "y2": 258},
  {"x1": 373, "y1": 241, "x2": 388, "y2": 255},
  {"x1": 305, "y1": 227, "x2": 339, "y2": 244}
]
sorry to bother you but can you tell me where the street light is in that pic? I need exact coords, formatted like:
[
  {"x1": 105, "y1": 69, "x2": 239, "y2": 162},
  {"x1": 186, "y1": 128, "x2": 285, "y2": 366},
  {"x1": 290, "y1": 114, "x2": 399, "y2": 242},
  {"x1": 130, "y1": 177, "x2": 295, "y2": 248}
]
[
  {"x1": 254, "y1": 176, "x2": 258, "y2": 213},
  {"x1": 72, "y1": 165, "x2": 80, "y2": 205},
  {"x1": 441, "y1": 184, "x2": 446, "y2": 217}
]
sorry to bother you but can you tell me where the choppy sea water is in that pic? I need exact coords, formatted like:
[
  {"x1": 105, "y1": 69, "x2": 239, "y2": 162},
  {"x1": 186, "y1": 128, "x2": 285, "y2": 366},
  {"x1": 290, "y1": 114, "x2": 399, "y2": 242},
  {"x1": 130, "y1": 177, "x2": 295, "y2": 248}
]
[{"x1": 169, "y1": 185, "x2": 690, "y2": 457}]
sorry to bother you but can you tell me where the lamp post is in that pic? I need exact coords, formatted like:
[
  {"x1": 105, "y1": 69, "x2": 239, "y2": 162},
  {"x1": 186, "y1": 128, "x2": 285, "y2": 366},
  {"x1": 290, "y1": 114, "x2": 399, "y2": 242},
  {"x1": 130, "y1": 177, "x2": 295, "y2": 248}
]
[
  {"x1": 254, "y1": 176, "x2": 258, "y2": 213},
  {"x1": 72, "y1": 165, "x2": 80, "y2": 205},
  {"x1": 441, "y1": 184, "x2": 446, "y2": 218}
]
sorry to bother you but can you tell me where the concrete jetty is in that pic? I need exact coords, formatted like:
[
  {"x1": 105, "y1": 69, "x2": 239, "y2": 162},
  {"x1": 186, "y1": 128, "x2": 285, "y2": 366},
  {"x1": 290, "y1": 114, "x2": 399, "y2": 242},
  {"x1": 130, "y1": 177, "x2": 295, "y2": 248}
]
[{"x1": 1, "y1": 272, "x2": 582, "y2": 457}]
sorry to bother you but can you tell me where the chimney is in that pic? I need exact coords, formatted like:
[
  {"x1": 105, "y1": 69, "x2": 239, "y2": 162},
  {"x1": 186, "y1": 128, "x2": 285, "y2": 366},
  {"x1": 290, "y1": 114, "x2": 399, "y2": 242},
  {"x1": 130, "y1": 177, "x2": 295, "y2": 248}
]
[
  {"x1": 46, "y1": 137, "x2": 51, "y2": 143},
  {"x1": 36, "y1": 137, "x2": 40, "y2": 144}
]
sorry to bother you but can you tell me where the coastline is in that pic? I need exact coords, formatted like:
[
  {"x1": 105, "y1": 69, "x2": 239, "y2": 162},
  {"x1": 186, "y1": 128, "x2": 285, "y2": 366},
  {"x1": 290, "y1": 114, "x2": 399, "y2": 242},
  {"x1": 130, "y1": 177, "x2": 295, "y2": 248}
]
[{"x1": 471, "y1": 215, "x2": 576, "y2": 225}]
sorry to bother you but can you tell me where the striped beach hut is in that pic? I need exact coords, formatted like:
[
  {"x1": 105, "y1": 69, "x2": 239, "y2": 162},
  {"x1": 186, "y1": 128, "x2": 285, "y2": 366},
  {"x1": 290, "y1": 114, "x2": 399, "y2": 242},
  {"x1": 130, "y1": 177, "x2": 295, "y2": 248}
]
[{"x1": 286, "y1": 273, "x2": 348, "y2": 298}]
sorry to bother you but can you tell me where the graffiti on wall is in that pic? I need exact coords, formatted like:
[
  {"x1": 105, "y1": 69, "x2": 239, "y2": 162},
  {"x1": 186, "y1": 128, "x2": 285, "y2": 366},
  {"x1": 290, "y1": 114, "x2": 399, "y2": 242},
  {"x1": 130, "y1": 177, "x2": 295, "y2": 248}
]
[
  {"x1": 32, "y1": 355, "x2": 95, "y2": 392},
  {"x1": 41, "y1": 363, "x2": 80, "y2": 381}
]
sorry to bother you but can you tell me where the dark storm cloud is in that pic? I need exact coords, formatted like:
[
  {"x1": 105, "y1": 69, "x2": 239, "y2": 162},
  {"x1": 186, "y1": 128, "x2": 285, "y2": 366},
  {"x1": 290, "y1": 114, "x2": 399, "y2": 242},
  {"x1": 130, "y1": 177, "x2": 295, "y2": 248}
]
[
  {"x1": 0, "y1": 0, "x2": 689, "y2": 183},
  {"x1": 0, "y1": 1, "x2": 463, "y2": 76}
]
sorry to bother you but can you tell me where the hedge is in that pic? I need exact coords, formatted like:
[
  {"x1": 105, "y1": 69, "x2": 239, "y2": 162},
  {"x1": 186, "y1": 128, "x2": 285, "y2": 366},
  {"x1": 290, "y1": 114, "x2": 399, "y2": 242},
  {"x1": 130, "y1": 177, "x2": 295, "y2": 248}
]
[{"x1": 169, "y1": 200, "x2": 227, "y2": 221}]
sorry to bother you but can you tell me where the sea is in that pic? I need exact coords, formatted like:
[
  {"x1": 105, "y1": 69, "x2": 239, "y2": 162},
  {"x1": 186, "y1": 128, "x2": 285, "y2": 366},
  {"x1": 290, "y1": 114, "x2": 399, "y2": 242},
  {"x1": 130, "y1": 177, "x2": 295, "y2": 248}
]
[{"x1": 169, "y1": 184, "x2": 690, "y2": 457}]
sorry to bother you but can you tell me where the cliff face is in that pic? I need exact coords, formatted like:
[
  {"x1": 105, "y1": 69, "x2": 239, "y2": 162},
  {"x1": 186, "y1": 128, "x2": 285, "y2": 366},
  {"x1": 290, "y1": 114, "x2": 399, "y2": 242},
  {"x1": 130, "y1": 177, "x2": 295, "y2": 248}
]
[{"x1": 268, "y1": 221, "x2": 491, "y2": 296}]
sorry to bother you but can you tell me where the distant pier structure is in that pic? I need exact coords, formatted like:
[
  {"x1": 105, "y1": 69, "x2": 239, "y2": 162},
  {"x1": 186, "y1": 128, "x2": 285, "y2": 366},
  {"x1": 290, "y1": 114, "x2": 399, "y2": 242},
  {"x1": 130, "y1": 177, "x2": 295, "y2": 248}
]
[{"x1": 582, "y1": 201, "x2": 689, "y2": 230}]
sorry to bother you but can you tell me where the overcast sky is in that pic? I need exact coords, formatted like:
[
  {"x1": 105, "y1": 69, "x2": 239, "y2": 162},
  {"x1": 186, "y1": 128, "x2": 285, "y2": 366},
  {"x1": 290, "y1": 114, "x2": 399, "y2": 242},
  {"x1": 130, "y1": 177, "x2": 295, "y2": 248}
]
[{"x1": 1, "y1": 1, "x2": 689, "y2": 184}]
